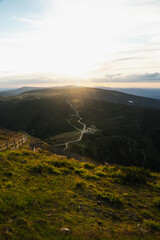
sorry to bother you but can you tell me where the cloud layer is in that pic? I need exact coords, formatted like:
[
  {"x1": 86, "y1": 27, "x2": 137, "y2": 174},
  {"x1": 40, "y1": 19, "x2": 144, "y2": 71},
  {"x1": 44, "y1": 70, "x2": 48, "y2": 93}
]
[
  {"x1": 93, "y1": 73, "x2": 160, "y2": 83},
  {"x1": 0, "y1": 0, "x2": 160, "y2": 87}
]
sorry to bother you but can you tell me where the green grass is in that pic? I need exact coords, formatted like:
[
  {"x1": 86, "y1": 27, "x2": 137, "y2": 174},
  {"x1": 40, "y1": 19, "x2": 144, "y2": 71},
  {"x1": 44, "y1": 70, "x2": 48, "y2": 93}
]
[
  {"x1": 153, "y1": 198, "x2": 160, "y2": 208},
  {"x1": 0, "y1": 148, "x2": 159, "y2": 239}
]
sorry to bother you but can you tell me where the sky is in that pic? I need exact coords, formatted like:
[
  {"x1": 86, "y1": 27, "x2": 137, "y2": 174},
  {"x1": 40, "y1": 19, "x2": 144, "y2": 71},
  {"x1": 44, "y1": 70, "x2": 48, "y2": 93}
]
[{"x1": 0, "y1": 0, "x2": 160, "y2": 88}]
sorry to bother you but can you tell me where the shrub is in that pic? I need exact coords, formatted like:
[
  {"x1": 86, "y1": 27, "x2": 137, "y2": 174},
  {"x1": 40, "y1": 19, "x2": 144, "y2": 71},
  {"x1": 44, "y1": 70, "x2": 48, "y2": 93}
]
[
  {"x1": 98, "y1": 192, "x2": 123, "y2": 207},
  {"x1": 30, "y1": 164, "x2": 60, "y2": 175},
  {"x1": 75, "y1": 168, "x2": 87, "y2": 176},
  {"x1": 0, "y1": 152, "x2": 4, "y2": 161},
  {"x1": 116, "y1": 167, "x2": 150, "y2": 184},
  {"x1": 30, "y1": 165, "x2": 43, "y2": 174},
  {"x1": 60, "y1": 168, "x2": 71, "y2": 175},
  {"x1": 21, "y1": 149, "x2": 36, "y2": 157},
  {"x1": 75, "y1": 181, "x2": 86, "y2": 190},
  {"x1": 46, "y1": 165, "x2": 60, "y2": 175},
  {"x1": 5, "y1": 181, "x2": 13, "y2": 188},
  {"x1": 141, "y1": 210, "x2": 153, "y2": 219},
  {"x1": 108, "y1": 166, "x2": 118, "y2": 173},
  {"x1": 144, "y1": 220, "x2": 160, "y2": 231},
  {"x1": 51, "y1": 160, "x2": 72, "y2": 169},
  {"x1": 83, "y1": 173, "x2": 100, "y2": 180},
  {"x1": 148, "y1": 182, "x2": 160, "y2": 190},
  {"x1": 7, "y1": 151, "x2": 21, "y2": 161},
  {"x1": 153, "y1": 198, "x2": 160, "y2": 208},
  {"x1": 83, "y1": 163, "x2": 95, "y2": 169},
  {"x1": 4, "y1": 170, "x2": 13, "y2": 177},
  {"x1": 95, "y1": 171, "x2": 106, "y2": 177}
]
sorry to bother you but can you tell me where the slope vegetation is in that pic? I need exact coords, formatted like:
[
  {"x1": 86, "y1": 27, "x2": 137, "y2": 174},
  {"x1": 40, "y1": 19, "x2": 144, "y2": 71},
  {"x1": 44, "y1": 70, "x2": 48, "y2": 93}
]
[{"x1": 0, "y1": 144, "x2": 160, "y2": 240}]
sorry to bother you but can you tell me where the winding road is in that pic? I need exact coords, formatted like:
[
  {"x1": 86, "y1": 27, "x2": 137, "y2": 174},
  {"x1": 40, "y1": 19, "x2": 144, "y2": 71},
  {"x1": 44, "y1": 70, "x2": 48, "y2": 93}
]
[{"x1": 55, "y1": 100, "x2": 86, "y2": 150}]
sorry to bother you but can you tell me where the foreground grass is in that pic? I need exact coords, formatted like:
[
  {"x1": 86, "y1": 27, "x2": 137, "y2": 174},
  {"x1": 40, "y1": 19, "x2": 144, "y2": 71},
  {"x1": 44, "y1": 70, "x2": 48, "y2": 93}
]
[{"x1": 0, "y1": 149, "x2": 159, "y2": 240}]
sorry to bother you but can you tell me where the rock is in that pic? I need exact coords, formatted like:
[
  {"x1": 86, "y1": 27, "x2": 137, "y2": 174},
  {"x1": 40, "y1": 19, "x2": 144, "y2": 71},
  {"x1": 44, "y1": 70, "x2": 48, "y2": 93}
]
[
  {"x1": 140, "y1": 228, "x2": 148, "y2": 233},
  {"x1": 104, "y1": 162, "x2": 109, "y2": 166},
  {"x1": 60, "y1": 228, "x2": 71, "y2": 234},
  {"x1": 137, "y1": 224, "x2": 148, "y2": 233}
]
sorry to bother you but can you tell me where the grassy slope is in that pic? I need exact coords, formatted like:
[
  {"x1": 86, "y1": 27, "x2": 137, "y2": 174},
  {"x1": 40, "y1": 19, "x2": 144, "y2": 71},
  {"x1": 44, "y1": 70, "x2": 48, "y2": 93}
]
[{"x1": 0, "y1": 139, "x2": 160, "y2": 240}]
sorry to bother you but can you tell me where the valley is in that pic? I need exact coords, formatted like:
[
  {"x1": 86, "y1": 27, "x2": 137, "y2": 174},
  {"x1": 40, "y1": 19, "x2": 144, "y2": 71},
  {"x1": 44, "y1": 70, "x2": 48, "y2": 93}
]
[{"x1": 0, "y1": 87, "x2": 160, "y2": 171}]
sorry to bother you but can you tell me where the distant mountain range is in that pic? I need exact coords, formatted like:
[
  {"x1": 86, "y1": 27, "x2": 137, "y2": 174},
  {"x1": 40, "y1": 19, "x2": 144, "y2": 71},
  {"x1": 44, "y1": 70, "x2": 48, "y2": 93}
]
[
  {"x1": 1, "y1": 85, "x2": 160, "y2": 100},
  {"x1": 0, "y1": 87, "x2": 42, "y2": 97},
  {"x1": 0, "y1": 85, "x2": 78, "y2": 97},
  {"x1": 96, "y1": 87, "x2": 160, "y2": 99}
]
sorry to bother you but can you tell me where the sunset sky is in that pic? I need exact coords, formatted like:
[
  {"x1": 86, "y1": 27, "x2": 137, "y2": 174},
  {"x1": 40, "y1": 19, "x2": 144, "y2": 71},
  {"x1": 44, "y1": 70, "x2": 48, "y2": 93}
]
[{"x1": 0, "y1": 0, "x2": 160, "y2": 88}]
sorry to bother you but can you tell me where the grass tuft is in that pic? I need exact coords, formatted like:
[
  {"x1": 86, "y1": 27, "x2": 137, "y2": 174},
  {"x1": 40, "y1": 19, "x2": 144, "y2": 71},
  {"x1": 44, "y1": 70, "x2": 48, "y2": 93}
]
[{"x1": 153, "y1": 197, "x2": 160, "y2": 208}]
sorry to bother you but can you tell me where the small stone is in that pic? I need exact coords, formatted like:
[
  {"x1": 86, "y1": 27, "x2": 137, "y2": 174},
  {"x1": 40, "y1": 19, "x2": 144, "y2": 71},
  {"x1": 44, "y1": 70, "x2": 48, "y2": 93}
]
[
  {"x1": 137, "y1": 224, "x2": 148, "y2": 233},
  {"x1": 60, "y1": 228, "x2": 71, "y2": 234},
  {"x1": 104, "y1": 162, "x2": 109, "y2": 166},
  {"x1": 140, "y1": 228, "x2": 148, "y2": 233}
]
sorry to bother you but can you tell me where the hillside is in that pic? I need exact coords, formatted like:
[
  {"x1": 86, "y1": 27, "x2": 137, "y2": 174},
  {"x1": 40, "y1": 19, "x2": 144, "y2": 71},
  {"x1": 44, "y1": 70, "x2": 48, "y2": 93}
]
[
  {"x1": 0, "y1": 135, "x2": 160, "y2": 239},
  {"x1": 0, "y1": 88, "x2": 160, "y2": 171},
  {"x1": 114, "y1": 88, "x2": 160, "y2": 100},
  {"x1": 0, "y1": 87, "x2": 43, "y2": 97},
  {"x1": 20, "y1": 87, "x2": 160, "y2": 110}
]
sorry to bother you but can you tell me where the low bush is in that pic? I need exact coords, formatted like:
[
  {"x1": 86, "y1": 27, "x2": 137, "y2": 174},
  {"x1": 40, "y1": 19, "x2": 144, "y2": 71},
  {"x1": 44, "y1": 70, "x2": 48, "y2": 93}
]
[
  {"x1": 75, "y1": 168, "x2": 87, "y2": 176},
  {"x1": 144, "y1": 220, "x2": 160, "y2": 231},
  {"x1": 46, "y1": 165, "x2": 60, "y2": 175},
  {"x1": 83, "y1": 173, "x2": 100, "y2": 180},
  {"x1": 21, "y1": 150, "x2": 36, "y2": 157},
  {"x1": 83, "y1": 163, "x2": 95, "y2": 169},
  {"x1": 30, "y1": 165, "x2": 43, "y2": 174},
  {"x1": 153, "y1": 198, "x2": 160, "y2": 208},
  {"x1": 5, "y1": 181, "x2": 13, "y2": 188},
  {"x1": 30, "y1": 164, "x2": 60, "y2": 175},
  {"x1": 75, "y1": 181, "x2": 86, "y2": 190},
  {"x1": 60, "y1": 167, "x2": 71, "y2": 175},
  {"x1": 7, "y1": 151, "x2": 21, "y2": 161},
  {"x1": 95, "y1": 170, "x2": 106, "y2": 177},
  {"x1": 98, "y1": 192, "x2": 123, "y2": 207},
  {"x1": 51, "y1": 160, "x2": 72, "y2": 169},
  {"x1": 0, "y1": 152, "x2": 4, "y2": 161},
  {"x1": 141, "y1": 210, "x2": 153, "y2": 219},
  {"x1": 116, "y1": 167, "x2": 150, "y2": 184}
]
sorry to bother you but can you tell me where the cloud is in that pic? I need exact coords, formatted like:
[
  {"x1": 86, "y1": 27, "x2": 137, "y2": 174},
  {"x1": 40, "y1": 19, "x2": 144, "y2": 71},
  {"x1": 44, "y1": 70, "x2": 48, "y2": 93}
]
[
  {"x1": 1, "y1": 0, "x2": 160, "y2": 84},
  {"x1": 0, "y1": 74, "x2": 79, "y2": 87},
  {"x1": 92, "y1": 73, "x2": 160, "y2": 83}
]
